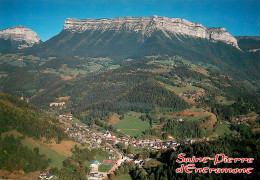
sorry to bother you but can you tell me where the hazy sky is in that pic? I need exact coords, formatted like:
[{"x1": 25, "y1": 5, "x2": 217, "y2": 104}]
[{"x1": 0, "y1": 0, "x2": 259, "y2": 41}]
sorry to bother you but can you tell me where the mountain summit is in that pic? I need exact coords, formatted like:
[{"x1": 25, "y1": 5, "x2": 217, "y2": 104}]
[
  {"x1": 64, "y1": 16, "x2": 239, "y2": 48},
  {"x1": 25, "y1": 16, "x2": 247, "y2": 61},
  {"x1": 0, "y1": 26, "x2": 41, "y2": 52}
]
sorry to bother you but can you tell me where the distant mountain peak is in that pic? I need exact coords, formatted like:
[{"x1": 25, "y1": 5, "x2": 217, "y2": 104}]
[
  {"x1": 63, "y1": 16, "x2": 239, "y2": 49},
  {"x1": 0, "y1": 26, "x2": 41, "y2": 49}
]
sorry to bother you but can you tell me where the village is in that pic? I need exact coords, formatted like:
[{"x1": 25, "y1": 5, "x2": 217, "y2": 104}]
[{"x1": 55, "y1": 114, "x2": 210, "y2": 180}]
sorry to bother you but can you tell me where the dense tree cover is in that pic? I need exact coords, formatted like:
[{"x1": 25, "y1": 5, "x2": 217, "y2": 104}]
[
  {"x1": 0, "y1": 93, "x2": 67, "y2": 141},
  {"x1": 31, "y1": 60, "x2": 188, "y2": 123},
  {"x1": 59, "y1": 158, "x2": 86, "y2": 180},
  {"x1": 0, "y1": 38, "x2": 23, "y2": 53},
  {"x1": 121, "y1": 80, "x2": 189, "y2": 111},
  {"x1": 71, "y1": 145, "x2": 109, "y2": 165},
  {"x1": 170, "y1": 65, "x2": 207, "y2": 81},
  {"x1": 0, "y1": 70, "x2": 62, "y2": 98},
  {"x1": 163, "y1": 119, "x2": 203, "y2": 140},
  {"x1": 39, "y1": 56, "x2": 85, "y2": 70},
  {"x1": 31, "y1": 62, "x2": 151, "y2": 108},
  {"x1": 194, "y1": 69, "x2": 260, "y2": 120},
  {"x1": 0, "y1": 135, "x2": 49, "y2": 173},
  {"x1": 57, "y1": 145, "x2": 109, "y2": 179}
]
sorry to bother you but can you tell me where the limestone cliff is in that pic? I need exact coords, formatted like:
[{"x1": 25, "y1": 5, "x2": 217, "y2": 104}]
[
  {"x1": 0, "y1": 26, "x2": 41, "y2": 49},
  {"x1": 63, "y1": 16, "x2": 239, "y2": 49}
]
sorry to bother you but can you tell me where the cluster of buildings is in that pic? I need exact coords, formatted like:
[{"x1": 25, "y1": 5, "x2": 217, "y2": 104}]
[
  {"x1": 92, "y1": 131, "x2": 181, "y2": 150},
  {"x1": 59, "y1": 114, "x2": 211, "y2": 154},
  {"x1": 178, "y1": 88, "x2": 205, "y2": 103},
  {"x1": 231, "y1": 114, "x2": 259, "y2": 125},
  {"x1": 50, "y1": 102, "x2": 66, "y2": 109},
  {"x1": 58, "y1": 115, "x2": 92, "y2": 145}
]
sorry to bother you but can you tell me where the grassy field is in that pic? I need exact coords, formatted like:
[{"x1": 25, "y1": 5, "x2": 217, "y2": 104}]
[
  {"x1": 108, "y1": 65, "x2": 120, "y2": 69},
  {"x1": 87, "y1": 64, "x2": 103, "y2": 71},
  {"x1": 85, "y1": 154, "x2": 109, "y2": 168},
  {"x1": 1, "y1": 130, "x2": 77, "y2": 169},
  {"x1": 22, "y1": 139, "x2": 67, "y2": 168},
  {"x1": 165, "y1": 84, "x2": 201, "y2": 93},
  {"x1": 108, "y1": 113, "x2": 120, "y2": 125},
  {"x1": 115, "y1": 174, "x2": 132, "y2": 180},
  {"x1": 112, "y1": 111, "x2": 150, "y2": 137},
  {"x1": 214, "y1": 124, "x2": 232, "y2": 137},
  {"x1": 9, "y1": 60, "x2": 26, "y2": 67},
  {"x1": 147, "y1": 59, "x2": 175, "y2": 66},
  {"x1": 44, "y1": 67, "x2": 88, "y2": 77},
  {"x1": 98, "y1": 164, "x2": 112, "y2": 172},
  {"x1": 215, "y1": 96, "x2": 235, "y2": 105}
]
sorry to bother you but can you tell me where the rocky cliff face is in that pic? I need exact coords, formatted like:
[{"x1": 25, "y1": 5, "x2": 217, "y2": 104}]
[
  {"x1": 0, "y1": 26, "x2": 41, "y2": 49},
  {"x1": 63, "y1": 16, "x2": 239, "y2": 49}
]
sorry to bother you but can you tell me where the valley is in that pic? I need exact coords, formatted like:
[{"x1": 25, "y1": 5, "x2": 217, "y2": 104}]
[{"x1": 0, "y1": 15, "x2": 259, "y2": 180}]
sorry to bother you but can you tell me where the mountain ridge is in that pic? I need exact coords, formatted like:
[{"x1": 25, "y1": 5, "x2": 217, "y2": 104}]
[
  {"x1": 0, "y1": 26, "x2": 41, "y2": 53},
  {"x1": 63, "y1": 16, "x2": 239, "y2": 48}
]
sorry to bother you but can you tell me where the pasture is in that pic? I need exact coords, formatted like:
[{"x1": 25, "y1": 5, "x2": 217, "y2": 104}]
[{"x1": 112, "y1": 111, "x2": 150, "y2": 137}]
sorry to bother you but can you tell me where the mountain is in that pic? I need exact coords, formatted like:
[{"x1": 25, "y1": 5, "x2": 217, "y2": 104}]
[
  {"x1": 26, "y1": 16, "x2": 239, "y2": 57},
  {"x1": 22, "y1": 16, "x2": 259, "y2": 81},
  {"x1": 0, "y1": 26, "x2": 41, "y2": 53},
  {"x1": 63, "y1": 16, "x2": 239, "y2": 48}
]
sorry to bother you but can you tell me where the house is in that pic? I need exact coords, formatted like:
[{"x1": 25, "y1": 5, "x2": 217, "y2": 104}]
[
  {"x1": 104, "y1": 131, "x2": 111, "y2": 137},
  {"x1": 96, "y1": 139, "x2": 102, "y2": 144},
  {"x1": 39, "y1": 171, "x2": 53, "y2": 179},
  {"x1": 171, "y1": 140, "x2": 177, "y2": 145},
  {"x1": 134, "y1": 159, "x2": 143, "y2": 165},
  {"x1": 90, "y1": 160, "x2": 100, "y2": 168},
  {"x1": 49, "y1": 102, "x2": 65, "y2": 107},
  {"x1": 109, "y1": 149, "x2": 114, "y2": 152},
  {"x1": 129, "y1": 138, "x2": 136, "y2": 144},
  {"x1": 88, "y1": 177, "x2": 99, "y2": 180},
  {"x1": 177, "y1": 118, "x2": 183, "y2": 122}
]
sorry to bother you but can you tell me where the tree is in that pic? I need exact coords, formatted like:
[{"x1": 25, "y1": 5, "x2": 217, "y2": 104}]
[
  {"x1": 116, "y1": 142, "x2": 125, "y2": 151},
  {"x1": 49, "y1": 167, "x2": 59, "y2": 176},
  {"x1": 126, "y1": 145, "x2": 134, "y2": 154},
  {"x1": 109, "y1": 173, "x2": 116, "y2": 179},
  {"x1": 62, "y1": 159, "x2": 71, "y2": 167},
  {"x1": 124, "y1": 165, "x2": 129, "y2": 174},
  {"x1": 33, "y1": 147, "x2": 39, "y2": 155},
  {"x1": 101, "y1": 140, "x2": 106, "y2": 146}
]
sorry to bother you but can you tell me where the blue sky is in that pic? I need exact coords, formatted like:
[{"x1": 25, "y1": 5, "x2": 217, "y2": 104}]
[{"x1": 0, "y1": 0, "x2": 259, "y2": 41}]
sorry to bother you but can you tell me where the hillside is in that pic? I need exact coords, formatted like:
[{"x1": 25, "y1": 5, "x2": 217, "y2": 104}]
[
  {"x1": 0, "y1": 93, "x2": 67, "y2": 141},
  {"x1": 29, "y1": 56, "x2": 260, "y2": 139},
  {"x1": 0, "y1": 94, "x2": 86, "y2": 179},
  {"x1": 236, "y1": 36, "x2": 260, "y2": 52}
]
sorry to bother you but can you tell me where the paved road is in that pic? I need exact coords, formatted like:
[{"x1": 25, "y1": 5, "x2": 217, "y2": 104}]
[{"x1": 105, "y1": 143, "x2": 123, "y2": 174}]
